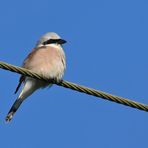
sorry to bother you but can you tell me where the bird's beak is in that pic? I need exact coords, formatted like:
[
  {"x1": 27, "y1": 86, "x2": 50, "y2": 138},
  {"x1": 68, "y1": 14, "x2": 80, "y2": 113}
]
[{"x1": 58, "y1": 39, "x2": 67, "y2": 44}]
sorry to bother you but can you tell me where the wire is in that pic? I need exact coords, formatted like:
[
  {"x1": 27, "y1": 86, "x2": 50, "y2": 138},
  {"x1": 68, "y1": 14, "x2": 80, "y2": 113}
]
[{"x1": 0, "y1": 61, "x2": 148, "y2": 112}]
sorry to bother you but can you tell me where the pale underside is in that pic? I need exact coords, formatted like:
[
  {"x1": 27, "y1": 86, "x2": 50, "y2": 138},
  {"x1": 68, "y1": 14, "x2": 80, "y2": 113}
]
[{"x1": 17, "y1": 44, "x2": 66, "y2": 100}]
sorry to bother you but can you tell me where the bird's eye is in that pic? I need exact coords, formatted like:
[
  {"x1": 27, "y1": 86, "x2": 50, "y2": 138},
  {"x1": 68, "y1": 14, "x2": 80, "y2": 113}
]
[{"x1": 43, "y1": 39, "x2": 53, "y2": 45}]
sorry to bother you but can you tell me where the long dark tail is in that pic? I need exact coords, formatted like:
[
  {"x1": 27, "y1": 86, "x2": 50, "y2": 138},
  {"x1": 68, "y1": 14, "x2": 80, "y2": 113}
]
[{"x1": 5, "y1": 99, "x2": 23, "y2": 122}]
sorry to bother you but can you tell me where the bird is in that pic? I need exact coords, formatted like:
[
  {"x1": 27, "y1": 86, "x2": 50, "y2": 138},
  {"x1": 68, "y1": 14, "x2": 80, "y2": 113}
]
[{"x1": 5, "y1": 32, "x2": 66, "y2": 122}]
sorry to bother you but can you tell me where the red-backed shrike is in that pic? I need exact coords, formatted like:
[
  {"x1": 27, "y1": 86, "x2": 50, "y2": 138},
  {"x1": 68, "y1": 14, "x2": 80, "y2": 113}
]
[{"x1": 6, "y1": 32, "x2": 66, "y2": 122}]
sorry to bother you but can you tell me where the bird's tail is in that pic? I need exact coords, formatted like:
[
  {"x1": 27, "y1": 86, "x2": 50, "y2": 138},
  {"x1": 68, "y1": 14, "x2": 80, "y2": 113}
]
[
  {"x1": 6, "y1": 78, "x2": 40, "y2": 122},
  {"x1": 5, "y1": 99, "x2": 23, "y2": 122}
]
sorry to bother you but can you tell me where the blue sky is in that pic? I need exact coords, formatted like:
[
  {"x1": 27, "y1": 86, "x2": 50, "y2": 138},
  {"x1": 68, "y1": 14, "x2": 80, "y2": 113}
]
[{"x1": 0, "y1": 0, "x2": 148, "y2": 147}]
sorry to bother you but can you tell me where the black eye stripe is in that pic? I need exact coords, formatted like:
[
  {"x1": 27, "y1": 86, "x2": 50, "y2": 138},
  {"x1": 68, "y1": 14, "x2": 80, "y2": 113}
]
[
  {"x1": 43, "y1": 39, "x2": 66, "y2": 45},
  {"x1": 43, "y1": 39, "x2": 58, "y2": 45}
]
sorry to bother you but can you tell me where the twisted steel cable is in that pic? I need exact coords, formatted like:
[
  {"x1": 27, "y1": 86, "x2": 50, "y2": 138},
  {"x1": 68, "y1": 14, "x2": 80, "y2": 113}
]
[{"x1": 0, "y1": 61, "x2": 148, "y2": 112}]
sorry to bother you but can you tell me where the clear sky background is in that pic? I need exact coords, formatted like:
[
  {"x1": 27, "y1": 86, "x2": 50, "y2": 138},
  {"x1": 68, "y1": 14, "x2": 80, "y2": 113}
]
[{"x1": 0, "y1": 0, "x2": 148, "y2": 147}]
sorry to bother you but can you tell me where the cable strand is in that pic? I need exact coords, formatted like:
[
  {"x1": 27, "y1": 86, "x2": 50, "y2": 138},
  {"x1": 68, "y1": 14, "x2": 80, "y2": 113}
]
[{"x1": 0, "y1": 61, "x2": 148, "y2": 112}]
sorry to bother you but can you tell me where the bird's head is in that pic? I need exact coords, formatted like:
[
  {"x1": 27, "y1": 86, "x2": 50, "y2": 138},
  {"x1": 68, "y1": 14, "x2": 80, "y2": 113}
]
[{"x1": 36, "y1": 32, "x2": 66, "y2": 47}]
